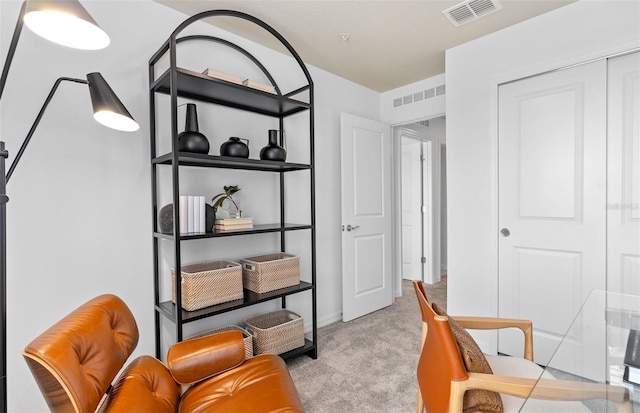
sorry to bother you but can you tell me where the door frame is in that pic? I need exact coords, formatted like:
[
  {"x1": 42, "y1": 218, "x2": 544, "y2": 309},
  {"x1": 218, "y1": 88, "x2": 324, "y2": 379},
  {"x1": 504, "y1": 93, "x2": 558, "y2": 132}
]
[{"x1": 392, "y1": 120, "x2": 443, "y2": 296}]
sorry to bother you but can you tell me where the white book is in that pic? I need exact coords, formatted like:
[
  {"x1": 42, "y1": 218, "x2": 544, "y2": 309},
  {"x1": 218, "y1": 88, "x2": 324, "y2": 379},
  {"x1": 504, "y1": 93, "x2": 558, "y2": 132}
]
[
  {"x1": 199, "y1": 196, "x2": 206, "y2": 233},
  {"x1": 193, "y1": 196, "x2": 200, "y2": 233},
  {"x1": 179, "y1": 196, "x2": 189, "y2": 234},
  {"x1": 187, "y1": 196, "x2": 195, "y2": 233}
]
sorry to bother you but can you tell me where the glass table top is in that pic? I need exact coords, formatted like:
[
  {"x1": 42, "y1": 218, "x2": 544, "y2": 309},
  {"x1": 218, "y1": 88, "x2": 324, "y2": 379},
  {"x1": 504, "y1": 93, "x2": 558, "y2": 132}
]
[{"x1": 520, "y1": 290, "x2": 640, "y2": 412}]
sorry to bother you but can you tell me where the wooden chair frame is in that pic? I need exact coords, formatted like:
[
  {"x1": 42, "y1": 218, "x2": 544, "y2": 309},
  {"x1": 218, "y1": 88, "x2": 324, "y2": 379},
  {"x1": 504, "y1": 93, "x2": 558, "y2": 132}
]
[{"x1": 413, "y1": 281, "x2": 631, "y2": 413}]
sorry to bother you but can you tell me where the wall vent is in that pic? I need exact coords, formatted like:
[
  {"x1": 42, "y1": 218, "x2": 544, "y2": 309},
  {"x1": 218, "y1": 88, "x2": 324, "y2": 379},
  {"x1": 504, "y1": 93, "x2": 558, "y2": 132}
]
[
  {"x1": 392, "y1": 84, "x2": 445, "y2": 110},
  {"x1": 442, "y1": 0, "x2": 502, "y2": 27}
]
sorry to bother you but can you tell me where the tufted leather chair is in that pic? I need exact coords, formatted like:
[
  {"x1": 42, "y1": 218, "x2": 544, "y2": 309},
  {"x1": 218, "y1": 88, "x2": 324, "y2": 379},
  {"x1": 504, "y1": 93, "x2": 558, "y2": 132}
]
[{"x1": 23, "y1": 294, "x2": 305, "y2": 412}]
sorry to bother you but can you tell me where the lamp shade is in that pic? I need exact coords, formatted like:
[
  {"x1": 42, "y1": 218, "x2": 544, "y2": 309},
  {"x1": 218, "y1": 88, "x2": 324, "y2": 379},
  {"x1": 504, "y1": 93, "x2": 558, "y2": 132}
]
[
  {"x1": 23, "y1": 0, "x2": 110, "y2": 50},
  {"x1": 87, "y1": 73, "x2": 139, "y2": 132}
]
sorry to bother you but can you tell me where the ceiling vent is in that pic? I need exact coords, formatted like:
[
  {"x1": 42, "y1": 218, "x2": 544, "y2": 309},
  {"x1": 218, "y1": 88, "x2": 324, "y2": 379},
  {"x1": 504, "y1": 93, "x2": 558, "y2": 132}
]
[
  {"x1": 442, "y1": 0, "x2": 502, "y2": 27},
  {"x1": 393, "y1": 84, "x2": 445, "y2": 110}
]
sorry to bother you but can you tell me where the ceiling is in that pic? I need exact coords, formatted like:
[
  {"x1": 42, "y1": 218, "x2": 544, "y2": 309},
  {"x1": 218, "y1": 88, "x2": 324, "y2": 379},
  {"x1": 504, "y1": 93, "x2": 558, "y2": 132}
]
[{"x1": 154, "y1": 0, "x2": 576, "y2": 92}]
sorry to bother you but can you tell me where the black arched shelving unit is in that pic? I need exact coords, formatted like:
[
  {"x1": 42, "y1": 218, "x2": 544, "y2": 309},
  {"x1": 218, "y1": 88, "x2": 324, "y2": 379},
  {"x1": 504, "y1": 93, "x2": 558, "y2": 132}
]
[{"x1": 148, "y1": 10, "x2": 316, "y2": 361}]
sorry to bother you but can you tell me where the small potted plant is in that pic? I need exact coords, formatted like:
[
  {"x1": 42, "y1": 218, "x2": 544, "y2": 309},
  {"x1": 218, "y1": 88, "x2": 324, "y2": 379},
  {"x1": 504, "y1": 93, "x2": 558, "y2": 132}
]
[{"x1": 212, "y1": 185, "x2": 242, "y2": 218}]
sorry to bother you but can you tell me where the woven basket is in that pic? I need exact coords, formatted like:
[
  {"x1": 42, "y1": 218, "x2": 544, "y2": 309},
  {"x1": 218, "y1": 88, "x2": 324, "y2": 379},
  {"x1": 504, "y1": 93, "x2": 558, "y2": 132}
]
[
  {"x1": 240, "y1": 253, "x2": 300, "y2": 293},
  {"x1": 244, "y1": 310, "x2": 304, "y2": 355},
  {"x1": 189, "y1": 325, "x2": 253, "y2": 359},
  {"x1": 171, "y1": 260, "x2": 243, "y2": 311}
]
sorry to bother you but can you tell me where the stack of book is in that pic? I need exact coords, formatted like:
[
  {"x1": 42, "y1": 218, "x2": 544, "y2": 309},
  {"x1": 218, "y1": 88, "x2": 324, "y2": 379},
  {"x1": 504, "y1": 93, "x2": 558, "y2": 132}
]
[
  {"x1": 242, "y1": 79, "x2": 276, "y2": 94},
  {"x1": 215, "y1": 217, "x2": 254, "y2": 232},
  {"x1": 624, "y1": 329, "x2": 640, "y2": 386},
  {"x1": 178, "y1": 196, "x2": 207, "y2": 234},
  {"x1": 202, "y1": 68, "x2": 242, "y2": 85}
]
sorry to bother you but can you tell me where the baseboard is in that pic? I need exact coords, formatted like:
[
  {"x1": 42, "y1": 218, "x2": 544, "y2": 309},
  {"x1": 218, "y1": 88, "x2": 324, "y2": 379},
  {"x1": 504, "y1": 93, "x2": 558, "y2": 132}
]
[{"x1": 302, "y1": 312, "x2": 343, "y2": 335}]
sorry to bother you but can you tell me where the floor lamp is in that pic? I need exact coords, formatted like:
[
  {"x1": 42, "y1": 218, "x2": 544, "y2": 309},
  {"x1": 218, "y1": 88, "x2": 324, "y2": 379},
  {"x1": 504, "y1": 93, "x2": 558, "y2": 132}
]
[{"x1": 0, "y1": 1, "x2": 138, "y2": 411}]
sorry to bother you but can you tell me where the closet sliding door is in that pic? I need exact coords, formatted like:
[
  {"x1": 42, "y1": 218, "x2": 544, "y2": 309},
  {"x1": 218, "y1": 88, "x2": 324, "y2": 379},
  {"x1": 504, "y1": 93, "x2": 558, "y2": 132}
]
[
  {"x1": 497, "y1": 60, "x2": 607, "y2": 380},
  {"x1": 607, "y1": 52, "x2": 640, "y2": 295},
  {"x1": 497, "y1": 52, "x2": 639, "y2": 381}
]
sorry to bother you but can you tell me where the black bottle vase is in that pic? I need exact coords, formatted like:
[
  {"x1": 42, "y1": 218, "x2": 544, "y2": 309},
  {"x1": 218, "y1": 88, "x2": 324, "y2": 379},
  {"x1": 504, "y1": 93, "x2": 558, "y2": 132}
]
[
  {"x1": 260, "y1": 129, "x2": 286, "y2": 161},
  {"x1": 178, "y1": 103, "x2": 210, "y2": 154}
]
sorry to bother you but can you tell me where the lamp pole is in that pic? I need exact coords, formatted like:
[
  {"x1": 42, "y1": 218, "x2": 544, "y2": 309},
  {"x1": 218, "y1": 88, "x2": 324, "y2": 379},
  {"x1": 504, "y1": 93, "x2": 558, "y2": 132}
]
[
  {"x1": 1, "y1": 3, "x2": 133, "y2": 409},
  {"x1": 0, "y1": 143, "x2": 7, "y2": 413},
  {"x1": 0, "y1": 3, "x2": 29, "y2": 409}
]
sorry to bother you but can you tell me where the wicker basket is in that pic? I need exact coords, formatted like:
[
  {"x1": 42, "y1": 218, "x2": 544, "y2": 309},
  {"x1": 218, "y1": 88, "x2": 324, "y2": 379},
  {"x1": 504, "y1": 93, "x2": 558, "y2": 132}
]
[
  {"x1": 240, "y1": 253, "x2": 300, "y2": 293},
  {"x1": 189, "y1": 325, "x2": 253, "y2": 359},
  {"x1": 171, "y1": 260, "x2": 243, "y2": 311},
  {"x1": 244, "y1": 310, "x2": 304, "y2": 355}
]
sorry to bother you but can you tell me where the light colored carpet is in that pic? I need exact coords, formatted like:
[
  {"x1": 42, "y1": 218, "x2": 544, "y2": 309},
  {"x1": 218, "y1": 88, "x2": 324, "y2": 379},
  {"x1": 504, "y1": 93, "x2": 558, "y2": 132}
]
[{"x1": 287, "y1": 277, "x2": 447, "y2": 413}]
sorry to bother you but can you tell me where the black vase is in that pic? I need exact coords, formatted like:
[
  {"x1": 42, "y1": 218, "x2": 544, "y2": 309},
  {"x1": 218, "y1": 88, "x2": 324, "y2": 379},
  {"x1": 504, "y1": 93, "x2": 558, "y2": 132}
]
[
  {"x1": 220, "y1": 137, "x2": 250, "y2": 158},
  {"x1": 260, "y1": 129, "x2": 286, "y2": 161},
  {"x1": 178, "y1": 103, "x2": 209, "y2": 154}
]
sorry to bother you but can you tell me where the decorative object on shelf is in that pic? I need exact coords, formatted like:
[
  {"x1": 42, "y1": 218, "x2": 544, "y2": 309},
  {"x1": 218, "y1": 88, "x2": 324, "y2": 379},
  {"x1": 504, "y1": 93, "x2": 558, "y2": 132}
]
[
  {"x1": 158, "y1": 198, "x2": 216, "y2": 234},
  {"x1": 171, "y1": 260, "x2": 243, "y2": 311},
  {"x1": 158, "y1": 204, "x2": 174, "y2": 234},
  {"x1": 178, "y1": 103, "x2": 209, "y2": 154},
  {"x1": 242, "y1": 78, "x2": 276, "y2": 94},
  {"x1": 260, "y1": 129, "x2": 287, "y2": 162},
  {"x1": 244, "y1": 310, "x2": 305, "y2": 355},
  {"x1": 202, "y1": 68, "x2": 242, "y2": 85},
  {"x1": 215, "y1": 217, "x2": 253, "y2": 231},
  {"x1": 220, "y1": 136, "x2": 249, "y2": 158},
  {"x1": 241, "y1": 252, "x2": 300, "y2": 293},
  {"x1": 212, "y1": 185, "x2": 242, "y2": 218},
  {"x1": 205, "y1": 204, "x2": 216, "y2": 232}
]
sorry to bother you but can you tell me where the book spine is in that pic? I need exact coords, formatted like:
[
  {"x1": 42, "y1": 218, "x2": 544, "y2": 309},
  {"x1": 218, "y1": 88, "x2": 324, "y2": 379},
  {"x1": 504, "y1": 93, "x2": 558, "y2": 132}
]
[
  {"x1": 199, "y1": 196, "x2": 206, "y2": 233},
  {"x1": 179, "y1": 196, "x2": 189, "y2": 234},
  {"x1": 193, "y1": 196, "x2": 200, "y2": 233},
  {"x1": 187, "y1": 196, "x2": 195, "y2": 233}
]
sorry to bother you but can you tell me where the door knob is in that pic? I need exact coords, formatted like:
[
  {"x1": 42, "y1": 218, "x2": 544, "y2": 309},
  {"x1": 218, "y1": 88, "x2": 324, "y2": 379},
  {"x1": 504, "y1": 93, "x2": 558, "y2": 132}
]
[
  {"x1": 346, "y1": 225, "x2": 360, "y2": 232},
  {"x1": 500, "y1": 228, "x2": 511, "y2": 237}
]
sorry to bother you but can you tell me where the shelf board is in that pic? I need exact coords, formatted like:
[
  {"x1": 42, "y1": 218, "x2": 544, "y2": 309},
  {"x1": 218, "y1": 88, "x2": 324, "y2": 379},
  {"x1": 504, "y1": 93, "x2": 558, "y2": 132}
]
[
  {"x1": 154, "y1": 223, "x2": 312, "y2": 240},
  {"x1": 152, "y1": 68, "x2": 311, "y2": 117},
  {"x1": 153, "y1": 152, "x2": 311, "y2": 172},
  {"x1": 156, "y1": 281, "x2": 314, "y2": 323}
]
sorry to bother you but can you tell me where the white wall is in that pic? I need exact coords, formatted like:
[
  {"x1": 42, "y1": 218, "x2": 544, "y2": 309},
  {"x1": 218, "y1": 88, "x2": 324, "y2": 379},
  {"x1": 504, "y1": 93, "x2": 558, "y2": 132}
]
[
  {"x1": 0, "y1": 1, "x2": 380, "y2": 411},
  {"x1": 446, "y1": 0, "x2": 640, "y2": 353}
]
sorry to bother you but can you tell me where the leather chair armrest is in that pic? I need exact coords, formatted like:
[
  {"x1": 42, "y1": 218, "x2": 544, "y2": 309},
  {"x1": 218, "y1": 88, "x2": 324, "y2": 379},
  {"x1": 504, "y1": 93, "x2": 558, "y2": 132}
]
[
  {"x1": 453, "y1": 316, "x2": 534, "y2": 361},
  {"x1": 167, "y1": 330, "x2": 245, "y2": 385}
]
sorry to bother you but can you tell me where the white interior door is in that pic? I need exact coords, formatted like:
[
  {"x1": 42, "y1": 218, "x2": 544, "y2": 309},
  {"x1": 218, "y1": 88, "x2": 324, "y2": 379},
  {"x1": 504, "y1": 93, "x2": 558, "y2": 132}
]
[
  {"x1": 401, "y1": 137, "x2": 423, "y2": 281},
  {"x1": 498, "y1": 60, "x2": 607, "y2": 381},
  {"x1": 341, "y1": 113, "x2": 393, "y2": 322},
  {"x1": 607, "y1": 52, "x2": 640, "y2": 295}
]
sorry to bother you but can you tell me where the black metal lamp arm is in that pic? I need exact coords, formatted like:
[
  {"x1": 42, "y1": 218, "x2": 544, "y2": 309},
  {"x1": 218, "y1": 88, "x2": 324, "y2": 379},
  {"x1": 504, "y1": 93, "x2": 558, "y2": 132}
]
[{"x1": 5, "y1": 77, "x2": 88, "y2": 183}]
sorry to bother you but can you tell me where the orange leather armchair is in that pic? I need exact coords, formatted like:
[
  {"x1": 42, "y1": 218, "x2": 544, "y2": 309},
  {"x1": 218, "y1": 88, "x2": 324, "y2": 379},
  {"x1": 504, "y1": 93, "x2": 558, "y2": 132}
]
[
  {"x1": 23, "y1": 294, "x2": 305, "y2": 412},
  {"x1": 412, "y1": 281, "x2": 631, "y2": 413}
]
